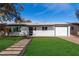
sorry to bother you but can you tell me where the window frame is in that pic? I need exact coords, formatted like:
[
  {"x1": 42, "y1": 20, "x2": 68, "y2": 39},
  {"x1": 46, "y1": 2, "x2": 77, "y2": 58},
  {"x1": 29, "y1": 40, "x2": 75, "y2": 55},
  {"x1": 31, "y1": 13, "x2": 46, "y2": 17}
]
[{"x1": 42, "y1": 26, "x2": 47, "y2": 30}]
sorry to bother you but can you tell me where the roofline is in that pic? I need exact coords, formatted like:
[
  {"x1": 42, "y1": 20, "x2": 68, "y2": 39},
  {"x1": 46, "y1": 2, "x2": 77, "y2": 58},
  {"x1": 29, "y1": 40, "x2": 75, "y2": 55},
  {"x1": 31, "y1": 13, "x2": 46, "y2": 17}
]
[
  {"x1": 70, "y1": 23, "x2": 79, "y2": 25},
  {"x1": 6, "y1": 23, "x2": 70, "y2": 26}
]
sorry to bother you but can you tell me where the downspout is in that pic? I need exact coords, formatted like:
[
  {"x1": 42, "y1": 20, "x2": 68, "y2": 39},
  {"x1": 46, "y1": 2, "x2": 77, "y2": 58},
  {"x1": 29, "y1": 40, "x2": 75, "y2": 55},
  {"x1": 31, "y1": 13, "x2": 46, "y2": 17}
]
[{"x1": 54, "y1": 25, "x2": 56, "y2": 36}]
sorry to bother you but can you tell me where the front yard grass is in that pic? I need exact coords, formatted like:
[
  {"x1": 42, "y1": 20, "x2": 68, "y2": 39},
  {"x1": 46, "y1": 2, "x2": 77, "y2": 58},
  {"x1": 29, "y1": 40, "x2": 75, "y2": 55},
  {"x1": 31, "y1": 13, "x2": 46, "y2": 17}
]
[
  {"x1": 0, "y1": 36, "x2": 22, "y2": 52},
  {"x1": 24, "y1": 37, "x2": 79, "y2": 56}
]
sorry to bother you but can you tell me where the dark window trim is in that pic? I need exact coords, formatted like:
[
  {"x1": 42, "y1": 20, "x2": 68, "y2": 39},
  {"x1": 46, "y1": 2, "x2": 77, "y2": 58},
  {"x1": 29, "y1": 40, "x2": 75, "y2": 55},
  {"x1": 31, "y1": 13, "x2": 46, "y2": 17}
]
[{"x1": 42, "y1": 26, "x2": 47, "y2": 30}]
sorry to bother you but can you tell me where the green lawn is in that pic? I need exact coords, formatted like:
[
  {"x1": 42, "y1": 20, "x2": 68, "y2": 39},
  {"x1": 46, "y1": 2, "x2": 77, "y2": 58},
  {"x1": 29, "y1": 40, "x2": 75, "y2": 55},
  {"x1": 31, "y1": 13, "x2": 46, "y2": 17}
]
[
  {"x1": 24, "y1": 37, "x2": 79, "y2": 56},
  {"x1": 0, "y1": 36, "x2": 22, "y2": 52}
]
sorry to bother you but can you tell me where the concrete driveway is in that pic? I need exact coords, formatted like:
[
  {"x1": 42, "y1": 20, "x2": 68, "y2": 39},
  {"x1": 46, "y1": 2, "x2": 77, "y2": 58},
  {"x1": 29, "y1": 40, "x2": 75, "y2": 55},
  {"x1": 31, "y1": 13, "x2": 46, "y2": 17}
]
[{"x1": 59, "y1": 35, "x2": 79, "y2": 45}]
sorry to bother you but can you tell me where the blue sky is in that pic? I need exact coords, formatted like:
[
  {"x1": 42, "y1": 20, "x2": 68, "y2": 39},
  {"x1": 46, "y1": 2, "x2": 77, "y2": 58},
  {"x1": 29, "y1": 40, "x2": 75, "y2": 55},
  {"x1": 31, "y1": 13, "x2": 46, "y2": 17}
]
[{"x1": 20, "y1": 3, "x2": 79, "y2": 23}]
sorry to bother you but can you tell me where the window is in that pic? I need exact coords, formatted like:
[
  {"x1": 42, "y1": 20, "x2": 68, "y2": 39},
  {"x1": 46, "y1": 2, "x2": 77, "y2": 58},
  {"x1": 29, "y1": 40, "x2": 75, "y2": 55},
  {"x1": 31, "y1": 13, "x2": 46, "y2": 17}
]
[
  {"x1": 13, "y1": 26, "x2": 21, "y2": 32},
  {"x1": 42, "y1": 27, "x2": 44, "y2": 30},
  {"x1": 71, "y1": 27, "x2": 74, "y2": 30},
  {"x1": 42, "y1": 26, "x2": 47, "y2": 30},
  {"x1": 33, "y1": 26, "x2": 36, "y2": 30},
  {"x1": 45, "y1": 27, "x2": 47, "y2": 30},
  {"x1": 47, "y1": 26, "x2": 54, "y2": 30}
]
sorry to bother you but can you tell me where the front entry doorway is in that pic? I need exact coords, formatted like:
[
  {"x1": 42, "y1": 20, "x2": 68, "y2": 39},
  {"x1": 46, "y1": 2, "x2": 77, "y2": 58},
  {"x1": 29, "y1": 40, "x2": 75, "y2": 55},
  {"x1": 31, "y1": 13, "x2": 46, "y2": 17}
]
[{"x1": 29, "y1": 27, "x2": 33, "y2": 35}]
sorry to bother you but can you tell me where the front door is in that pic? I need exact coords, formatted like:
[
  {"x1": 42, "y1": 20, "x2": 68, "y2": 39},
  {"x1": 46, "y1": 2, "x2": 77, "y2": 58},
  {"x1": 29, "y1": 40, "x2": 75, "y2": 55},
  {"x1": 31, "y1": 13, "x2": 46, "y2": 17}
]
[{"x1": 29, "y1": 27, "x2": 33, "y2": 35}]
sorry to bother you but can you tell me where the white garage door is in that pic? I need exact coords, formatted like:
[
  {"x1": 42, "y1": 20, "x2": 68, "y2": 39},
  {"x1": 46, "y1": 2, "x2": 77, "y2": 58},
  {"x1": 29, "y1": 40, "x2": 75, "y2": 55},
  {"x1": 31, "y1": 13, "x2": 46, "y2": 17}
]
[{"x1": 55, "y1": 27, "x2": 68, "y2": 36}]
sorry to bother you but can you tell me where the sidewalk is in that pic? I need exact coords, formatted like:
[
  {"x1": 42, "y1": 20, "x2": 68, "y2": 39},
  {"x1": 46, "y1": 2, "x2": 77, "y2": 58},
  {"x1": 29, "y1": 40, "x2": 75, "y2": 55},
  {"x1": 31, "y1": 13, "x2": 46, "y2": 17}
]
[{"x1": 0, "y1": 39, "x2": 31, "y2": 56}]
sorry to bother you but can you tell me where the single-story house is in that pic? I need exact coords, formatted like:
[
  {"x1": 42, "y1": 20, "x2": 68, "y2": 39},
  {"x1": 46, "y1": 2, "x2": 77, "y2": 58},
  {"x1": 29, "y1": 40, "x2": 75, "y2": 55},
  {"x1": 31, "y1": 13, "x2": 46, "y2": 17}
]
[
  {"x1": 6, "y1": 22, "x2": 70, "y2": 37},
  {"x1": 0, "y1": 22, "x2": 79, "y2": 37}
]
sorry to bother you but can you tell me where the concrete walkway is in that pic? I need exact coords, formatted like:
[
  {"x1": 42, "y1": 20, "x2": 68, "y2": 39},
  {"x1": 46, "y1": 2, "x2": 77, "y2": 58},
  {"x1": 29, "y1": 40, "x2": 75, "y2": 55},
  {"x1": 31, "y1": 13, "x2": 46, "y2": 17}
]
[
  {"x1": 60, "y1": 35, "x2": 79, "y2": 45},
  {"x1": 0, "y1": 39, "x2": 31, "y2": 56}
]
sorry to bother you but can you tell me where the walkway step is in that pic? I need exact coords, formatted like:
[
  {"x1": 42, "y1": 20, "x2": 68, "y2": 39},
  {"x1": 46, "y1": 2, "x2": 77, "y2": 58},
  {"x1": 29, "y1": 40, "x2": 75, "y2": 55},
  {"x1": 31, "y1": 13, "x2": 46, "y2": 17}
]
[
  {"x1": 5, "y1": 47, "x2": 24, "y2": 51},
  {"x1": 0, "y1": 39, "x2": 31, "y2": 56},
  {"x1": 0, "y1": 51, "x2": 21, "y2": 56}
]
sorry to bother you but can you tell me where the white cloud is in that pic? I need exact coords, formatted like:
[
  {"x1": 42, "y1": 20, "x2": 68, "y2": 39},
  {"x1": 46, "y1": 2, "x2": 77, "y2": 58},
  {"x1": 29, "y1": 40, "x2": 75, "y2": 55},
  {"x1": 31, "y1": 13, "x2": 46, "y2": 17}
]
[{"x1": 34, "y1": 3, "x2": 72, "y2": 16}]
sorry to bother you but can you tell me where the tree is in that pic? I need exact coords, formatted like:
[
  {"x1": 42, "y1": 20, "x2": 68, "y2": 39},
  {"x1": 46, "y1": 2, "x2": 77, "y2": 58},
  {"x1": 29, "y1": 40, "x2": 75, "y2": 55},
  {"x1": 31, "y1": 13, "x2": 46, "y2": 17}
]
[
  {"x1": 0, "y1": 3, "x2": 24, "y2": 22},
  {"x1": 26, "y1": 20, "x2": 32, "y2": 23}
]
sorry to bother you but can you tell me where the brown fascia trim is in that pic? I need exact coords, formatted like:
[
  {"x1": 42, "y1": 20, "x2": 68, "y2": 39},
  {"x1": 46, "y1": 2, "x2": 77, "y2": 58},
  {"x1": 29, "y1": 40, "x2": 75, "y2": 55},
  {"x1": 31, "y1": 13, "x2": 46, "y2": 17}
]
[
  {"x1": 71, "y1": 23, "x2": 79, "y2": 26},
  {"x1": 5, "y1": 23, "x2": 70, "y2": 27},
  {"x1": 6, "y1": 24, "x2": 27, "y2": 26},
  {"x1": 26, "y1": 24, "x2": 69, "y2": 26},
  {"x1": 0, "y1": 23, "x2": 6, "y2": 27},
  {"x1": 28, "y1": 25, "x2": 55, "y2": 26},
  {"x1": 6, "y1": 24, "x2": 55, "y2": 27},
  {"x1": 54, "y1": 24, "x2": 70, "y2": 27}
]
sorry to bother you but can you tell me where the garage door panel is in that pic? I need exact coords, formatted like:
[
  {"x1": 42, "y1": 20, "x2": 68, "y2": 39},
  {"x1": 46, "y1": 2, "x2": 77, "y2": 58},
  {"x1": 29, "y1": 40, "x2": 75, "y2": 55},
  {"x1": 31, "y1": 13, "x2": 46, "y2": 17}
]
[{"x1": 56, "y1": 27, "x2": 67, "y2": 36}]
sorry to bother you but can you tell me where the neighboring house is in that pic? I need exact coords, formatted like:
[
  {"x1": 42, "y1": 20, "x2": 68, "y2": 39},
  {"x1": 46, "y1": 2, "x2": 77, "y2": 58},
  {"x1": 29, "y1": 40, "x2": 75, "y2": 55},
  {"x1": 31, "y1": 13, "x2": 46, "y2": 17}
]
[
  {"x1": 70, "y1": 23, "x2": 79, "y2": 36},
  {"x1": 0, "y1": 23, "x2": 6, "y2": 36},
  {"x1": 0, "y1": 22, "x2": 79, "y2": 37}
]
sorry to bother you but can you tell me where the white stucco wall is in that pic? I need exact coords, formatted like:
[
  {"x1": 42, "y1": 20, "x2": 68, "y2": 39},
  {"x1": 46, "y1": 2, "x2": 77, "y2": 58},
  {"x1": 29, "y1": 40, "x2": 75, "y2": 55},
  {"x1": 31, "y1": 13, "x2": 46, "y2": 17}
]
[
  {"x1": 68, "y1": 26, "x2": 70, "y2": 36},
  {"x1": 33, "y1": 26, "x2": 55, "y2": 36},
  {"x1": 33, "y1": 30, "x2": 54, "y2": 36}
]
